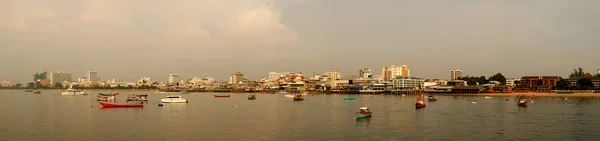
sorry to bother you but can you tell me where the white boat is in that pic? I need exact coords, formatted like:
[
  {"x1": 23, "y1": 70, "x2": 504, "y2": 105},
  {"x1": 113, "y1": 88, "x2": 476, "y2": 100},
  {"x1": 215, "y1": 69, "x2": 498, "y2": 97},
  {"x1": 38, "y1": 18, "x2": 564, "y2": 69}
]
[
  {"x1": 61, "y1": 86, "x2": 86, "y2": 96},
  {"x1": 485, "y1": 96, "x2": 491, "y2": 99},
  {"x1": 401, "y1": 94, "x2": 407, "y2": 97},
  {"x1": 284, "y1": 94, "x2": 295, "y2": 98},
  {"x1": 472, "y1": 101, "x2": 477, "y2": 104},
  {"x1": 364, "y1": 95, "x2": 372, "y2": 98},
  {"x1": 160, "y1": 95, "x2": 188, "y2": 103}
]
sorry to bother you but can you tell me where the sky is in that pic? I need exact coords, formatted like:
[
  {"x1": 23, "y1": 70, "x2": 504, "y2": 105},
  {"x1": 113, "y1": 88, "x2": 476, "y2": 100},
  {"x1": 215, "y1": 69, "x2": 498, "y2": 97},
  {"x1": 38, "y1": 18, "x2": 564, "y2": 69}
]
[{"x1": 1, "y1": 0, "x2": 599, "y2": 83}]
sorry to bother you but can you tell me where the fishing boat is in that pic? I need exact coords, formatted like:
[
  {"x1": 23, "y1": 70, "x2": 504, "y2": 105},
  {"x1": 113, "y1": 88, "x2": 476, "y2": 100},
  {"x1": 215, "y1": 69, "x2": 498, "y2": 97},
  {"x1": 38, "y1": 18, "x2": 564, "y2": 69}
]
[
  {"x1": 160, "y1": 95, "x2": 188, "y2": 103},
  {"x1": 126, "y1": 94, "x2": 149, "y2": 101},
  {"x1": 61, "y1": 86, "x2": 86, "y2": 96},
  {"x1": 356, "y1": 107, "x2": 372, "y2": 118},
  {"x1": 248, "y1": 95, "x2": 256, "y2": 100},
  {"x1": 415, "y1": 95, "x2": 426, "y2": 108},
  {"x1": 427, "y1": 96, "x2": 438, "y2": 102},
  {"x1": 344, "y1": 97, "x2": 356, "y2": 100},
  {"x1": 25, "y1": 90, "x2": 33, "y2": 92},
  {"x1": 518, "y1": 99, "x2": 528, "y2": 107},
  {"x1": 98, "y1": 101, "x2": 143, "y2": 108},
  {"x1": 33, "y1": 91, "x2": 41, "y2": 94},
  {"x1": 96, "y1": 96, "x2": 115, "y2": 101},
  {"x1": 98, "y1": 92, "x2": 119, "y2": 96},
  {"x1": 293, "y1": 94, "x2": 304, "y2": 101},
  {"x1": 214, "y1": 95, "x2": 230, "y2": 98}
]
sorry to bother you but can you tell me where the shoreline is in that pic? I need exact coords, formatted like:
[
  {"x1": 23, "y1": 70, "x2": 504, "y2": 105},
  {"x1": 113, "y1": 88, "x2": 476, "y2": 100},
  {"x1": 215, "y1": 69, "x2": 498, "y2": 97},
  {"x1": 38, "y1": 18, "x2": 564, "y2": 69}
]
[{"x1": 434, "y1": 93, "x2": 600, "y2": 97}]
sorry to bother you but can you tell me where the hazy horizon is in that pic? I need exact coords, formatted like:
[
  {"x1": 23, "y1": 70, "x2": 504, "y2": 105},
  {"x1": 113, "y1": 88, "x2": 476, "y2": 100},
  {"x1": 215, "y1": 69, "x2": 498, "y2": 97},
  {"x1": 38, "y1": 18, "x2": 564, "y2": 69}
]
[{"x1": 2, "y1": 0, "x2": 599, "y2": 83}]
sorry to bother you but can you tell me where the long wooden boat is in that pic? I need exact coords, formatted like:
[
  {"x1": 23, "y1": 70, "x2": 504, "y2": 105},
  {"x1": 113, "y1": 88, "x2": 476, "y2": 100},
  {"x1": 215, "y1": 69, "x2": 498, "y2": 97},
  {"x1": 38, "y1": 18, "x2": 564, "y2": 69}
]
[
  {"x1": 214, "y1": 95, "x2": 230, "y2": 98},
  {"x1": 98, "y1": 93, "x2": 119, "y2": 96},
  {"x1": 98, "y1": 101, "x2": 143, "y2": 108}
]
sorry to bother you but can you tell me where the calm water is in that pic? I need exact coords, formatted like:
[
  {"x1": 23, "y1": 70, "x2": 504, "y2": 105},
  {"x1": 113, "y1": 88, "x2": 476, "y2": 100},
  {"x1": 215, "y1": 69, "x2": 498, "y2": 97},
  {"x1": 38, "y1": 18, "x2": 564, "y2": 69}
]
[{"x1": 1, "y1": 90, "x2": 600, "y2": 141}]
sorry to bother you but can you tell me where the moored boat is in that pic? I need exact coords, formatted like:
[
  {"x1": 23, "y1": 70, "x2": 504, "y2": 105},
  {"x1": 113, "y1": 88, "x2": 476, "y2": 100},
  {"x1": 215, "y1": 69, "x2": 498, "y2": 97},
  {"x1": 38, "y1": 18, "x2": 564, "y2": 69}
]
[
  {"x1": 364, "y1": 95, "x2": 372, "y2": 98},
  {"x1": 293, "y1": 94, "x2": 304, "y2": 101},
  {"x1": 427, "y1": 96, "x2": 438, "y2": 102},
  {"x1": 160, "y1": 95, "x2": 188, "y2": 103},
  {"x1": 344, "y1": 97, "x2": 356, "y2": 100},
  {"x1": 98, "y1": 92, "x2": 119, "y2": 96},
  {"x1": 485, "y1": 96, "x2": 491, "y2": 99},
  {"x1": 25, "y1": 90, "x2": 33, "y2": 92},
  {"x1": 415, "y1": 95, "x2": 426, "y2": 109},
  {"x1": 284, "y1": 94, "x2": 295, "y2": 98},
  {"x1": 61, "y1": 86, "x2": 86, "y2": 96},
  {"x1": 214, "y1": 95, "x2": 230, "y2": 98},
  {"x1": 127, "y1": 94, "x2": 149, "y2": 101},
  {"x1": 518, "y1": 99, "x2": 528, "y2": 107},
  {"x1": 96, "y1": 96, "x2": 115, "y2": 101},
  {"x1": 98, "y1": 101, "x2": 143, "y2": 108},
  {"x1": 356, "y1": 107, "x2": 372, "y2": 118},
  {"x1": 33, "y1": 91, "x2": 41, "y2": 94},
  {"x1": 248, "y1": 95, "x2": 256, "y2": 100}
]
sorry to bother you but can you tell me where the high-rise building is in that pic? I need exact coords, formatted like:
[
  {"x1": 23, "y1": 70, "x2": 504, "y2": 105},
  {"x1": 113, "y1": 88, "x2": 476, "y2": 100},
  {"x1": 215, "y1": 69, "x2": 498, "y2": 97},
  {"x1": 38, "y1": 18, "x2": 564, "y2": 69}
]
[
  {"x1": 87, "y1": 71, "x2": 98, "y2": 82},
  {"x1": 49, "y1": 71, "x2": 72, "y2": 86},
  {"x1": 326, "y1": 69, "x2": 341, "y2": 80},
  {"x1": 33, "y1": 71, "x2": 47, "y2": 81},
  {"x1": 168, "y1": 74, "x2": 180, "y2": 85},
  {"x1": 451, "y1": 69, "x2": 462, "y2": 81},
  {"x1": 381, "y1": 65, "x2": 410, "y2": 80},
  {"x1": 359, "y1": 68, "x2": 372, "y2": 79},
  {"x1": 229, "y1": 72, "x2": 244, "y2": 84}
]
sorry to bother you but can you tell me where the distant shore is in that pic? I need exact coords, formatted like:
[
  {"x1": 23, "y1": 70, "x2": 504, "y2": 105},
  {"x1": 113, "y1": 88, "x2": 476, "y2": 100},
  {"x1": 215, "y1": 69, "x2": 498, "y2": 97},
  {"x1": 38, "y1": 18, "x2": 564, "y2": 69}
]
[{"x1": 436, "y1": 93, "x2": 600, "y2": 97}]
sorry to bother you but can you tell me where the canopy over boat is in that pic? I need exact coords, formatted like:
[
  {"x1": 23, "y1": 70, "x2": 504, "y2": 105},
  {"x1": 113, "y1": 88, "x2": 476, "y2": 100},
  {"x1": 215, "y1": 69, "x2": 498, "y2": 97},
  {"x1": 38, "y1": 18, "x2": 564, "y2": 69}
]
[
  {"x1": 99, "y1": 93, "x2": 119, "y2": 96},
  {"x1": 360, "y1": 107, "x2": 369, "y2": 110}
]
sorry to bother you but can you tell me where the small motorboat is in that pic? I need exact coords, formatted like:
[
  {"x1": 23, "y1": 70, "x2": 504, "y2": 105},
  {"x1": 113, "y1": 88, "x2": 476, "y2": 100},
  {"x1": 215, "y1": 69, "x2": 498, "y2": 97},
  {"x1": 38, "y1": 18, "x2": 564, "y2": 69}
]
[
  {"x1": 25, "y1": 90, "x2": 34, "y2": 92},
  {"x1": 33, "y1": 91, "x2": 41, "y2": 94},
  {"x1": 472, "y1": 101, "x2": 477, "y2": 104},
  {"x1": 248, "y1": 95, "x2": 256, "y2": 100},
  {"x1": 61, "y1": 86, "x2": 86, "y2": 96},
  {"x1": 98, "y1": 92, "x2": 120, "y2": 96},
  {"x1": 284, "y1": 94, "x2": 295, "y2": 98},
  {"x1": 98, "y1": 101, "x2": 143, "y2": 108},
  {"x1": 415, "y1": 95, "x2": 426, "y2": 109},
  {"x1": 401, "y1": 94, "x2": 407, "y2": 97},
  {"x1": 127, "y1": 94, "x2": 149, "y2": 101},
  {"x1": 161, "y1": 95, "x2": 188, "y2": 103},
  {"x1": 364, "y1": 95, "x2": 372, "y2": 98},
  {"x1": 427, "y1": 96, "x2": 438, "y2": 102},
  {"x1": 214, "y1": 95, "x2": 230, "y2": 98},
  {"x1": 356, "y1": 107, "x2": 372, "y2": 118},
  {"x1": 344, "y1": 97, "x2": 356, "y2": 100},
  {"x1": 96, "y1": 96, "x2": 115, "y2": 101},
  {"x1": 485, "y1": 96, "x2": 491, "y2": 99},
  {"x1": 293, "y1": 94, "x2": 304, "y2": 101},
  {"x1": 517, "y1": 99, "x2": 528, "y2": 107}
]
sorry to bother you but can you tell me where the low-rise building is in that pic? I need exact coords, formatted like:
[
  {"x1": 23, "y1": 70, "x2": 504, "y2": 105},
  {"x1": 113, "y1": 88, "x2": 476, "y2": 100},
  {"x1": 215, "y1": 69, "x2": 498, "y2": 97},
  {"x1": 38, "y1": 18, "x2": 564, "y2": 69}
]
[
  {"x1": 391, "y1": 77, "x2": 424, "y2": 90},
  {"x1": 519, "y1": 76, "x2": 559, "y2": 89},
  {"x1": 0, "y1": 80, "x2": 12, "y2": 87}
]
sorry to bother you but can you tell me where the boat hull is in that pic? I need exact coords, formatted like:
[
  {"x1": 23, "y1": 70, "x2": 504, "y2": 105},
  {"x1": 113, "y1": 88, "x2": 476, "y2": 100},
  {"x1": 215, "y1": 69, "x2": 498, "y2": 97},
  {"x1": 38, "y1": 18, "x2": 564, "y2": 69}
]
[
  {"x1": 356, "y1": 112, "x2": 372, "y2": 118},
  {"x1": 126, "y1": 98, "x2": 149, "y2": 101},
  {"x1": 214, "y1": 95, "x2": 230, "y2": 98},
  {"x1": 415, "y1": 103, "x2": 426, "y2": 109},
  {"x1": 160, "y1": 99, "x2": 188, "y2": 103},
  {"x1": 98, "y1": 102, "x2": 143, "y2": 108},
  {"x1": 517, "y1": 102, "x2": 528, "y2": 107},
  {"x1": 61, "y1": 92, "x2": 86, "y2": 96},
  {"x1": 96, "y1": 97, "x2": 115, "y2": 101},
  {"x1": 344, "y1": 97, "x2": 356, "y2": 100},
  {"x1": 293, "y1": 98, "x2": 304, "y2": 101}
]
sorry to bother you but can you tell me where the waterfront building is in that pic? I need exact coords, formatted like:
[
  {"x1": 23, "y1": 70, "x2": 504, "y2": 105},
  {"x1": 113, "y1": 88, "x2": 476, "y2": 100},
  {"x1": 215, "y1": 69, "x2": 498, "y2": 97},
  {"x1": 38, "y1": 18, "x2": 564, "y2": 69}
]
[
  {"x1": 381, "y1": 65, "x2": 410, "y2": 81},
  {"x1": 519, "y1": 76, "x2": 559, "y2": 88},
  {"x1": 33, "y1": 71, "x2": 47, "y2": 81},
  {"x1": 137, "y1": 77, "x2": 151, "y2": 85},
  {"x1": 451, "y1": 69, "x2": 462, "y2": 81},
  {"x1": 49, "y1": 71, "x2": 72, "y2": 86},
  {"x1": 567, "y1": 74, "x2": 600, "y2": 88},
  {"x1": 391, "y1": 77, "x2": 424, "y2": 90},
  {"x1": 78, "y1": 77, "x2": 88, "y2": 83},
  {"x1": 38, "y1": 79, "x2": 51, "y2": 87},
  {"x1": 229, "y1": 72, "x2": 244, "y2": 84},
  {"x1": 506, "y1": 78, "x2": 521, "y2": 87},
  {"x1": 325, "y1": 70, "x2": 341, "y2": 80},
  {"x1": 268, "y1": 72, "x2": 290, "y2": 82},
  {"x1": 87, "y1": 71, "x2": 98, "y2": 82},
  {"x1": 359, "y1": 68, "x2": 372, "y2": 79},
  {"x1": 0, "y1": 80, "x2": 12, "y2": 87},
  {"x1": 168, "y1": 74, "x2": 180, "y2": 85}
]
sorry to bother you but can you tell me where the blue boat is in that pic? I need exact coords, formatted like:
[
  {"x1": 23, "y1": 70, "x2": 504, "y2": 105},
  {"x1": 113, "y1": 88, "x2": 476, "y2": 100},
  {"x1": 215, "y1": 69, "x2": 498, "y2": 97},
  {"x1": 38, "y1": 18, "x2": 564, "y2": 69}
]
[
  {"x1": 344, "y1": 97, "x2": 356, "y2": 100},
  {"x1": 356, "y1": 107, "x2": 372, "y2": 118},
  {"x1": 248, "y1": 95, "x2": 256, "y2": 100}
]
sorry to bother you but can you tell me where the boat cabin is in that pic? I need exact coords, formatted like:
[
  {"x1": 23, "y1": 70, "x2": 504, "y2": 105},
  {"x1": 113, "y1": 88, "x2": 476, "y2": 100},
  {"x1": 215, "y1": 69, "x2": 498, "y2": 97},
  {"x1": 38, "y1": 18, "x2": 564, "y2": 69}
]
[
  {"x1": 165, "y1": 95, "x2": 182, "y2": 99},
  {"x1": 359, "y1": 107, "x2": 370, "y2": 112}
]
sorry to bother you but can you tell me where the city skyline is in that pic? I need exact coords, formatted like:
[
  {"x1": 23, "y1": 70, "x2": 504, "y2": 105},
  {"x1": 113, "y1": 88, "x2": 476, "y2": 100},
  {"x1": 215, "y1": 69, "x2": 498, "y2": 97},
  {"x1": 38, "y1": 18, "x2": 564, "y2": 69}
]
[{"x1": 1, "y1": 0, "x2": 599, "y2": 83}]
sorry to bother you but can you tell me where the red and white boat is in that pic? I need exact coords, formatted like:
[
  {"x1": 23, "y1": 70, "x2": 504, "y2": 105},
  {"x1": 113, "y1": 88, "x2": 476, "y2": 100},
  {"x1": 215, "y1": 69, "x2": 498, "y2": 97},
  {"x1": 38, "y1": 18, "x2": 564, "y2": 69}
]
[{"x1": 98, "y1": 101, "x2": 143, "y2": 108}]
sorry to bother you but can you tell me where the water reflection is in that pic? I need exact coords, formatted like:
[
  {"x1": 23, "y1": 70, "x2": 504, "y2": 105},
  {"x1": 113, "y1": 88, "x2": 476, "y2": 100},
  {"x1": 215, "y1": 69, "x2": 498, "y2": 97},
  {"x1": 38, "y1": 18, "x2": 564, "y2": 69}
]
[{"x1": 354, "y1": 117, "x2": 371, "y2": 128}]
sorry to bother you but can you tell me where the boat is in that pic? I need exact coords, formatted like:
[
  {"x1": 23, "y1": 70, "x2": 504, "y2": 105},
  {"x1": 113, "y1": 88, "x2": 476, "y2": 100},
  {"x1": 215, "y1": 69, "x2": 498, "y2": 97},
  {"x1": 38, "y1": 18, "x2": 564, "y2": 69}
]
[
  {"x1": 214, "y1": 95, "x2": 230, "y2": 98},
  {"x1": 293, "y1": 94, "x2": 304, "y2": 101},
  {"x1": 364, "y1": 95, "x2": 372, "y2": 98},
  {"x1": 248, "y1": 95, "x2": 256, "y2": 100},
  {"x1": 126, "y1": 94, "x2": 149, "y2": 101},
  {"x1": 344, "y1": 97, "x2": 356, "y2": 100},
  {"x1": 518, "y1": 99, "x2": 528, "y2": 107},
  {"x1": 98, "y1": 92, "x2": 119, "y2": 96},
  {"x1": 485, "y1": 96, "x2": 491, "y2": 99},
  {"x1": 284, "y1": 94, "x2": 295, "y2": 98},
  {"x1": 472, "y1": 101, "x2": 477, "y2": 104},
  {"x1": 401, "y1": 94, "x2": 407, "y2": 97},
  {"x1": 160, "y1": 95, "x2": 188, "y2": 103},
  {"x1": 25, "y1": 90, "x2": 33, "y2": 92},
  {"x1": 415, "y1": 95, "x2": 426, "y2": 108},
  {"x1": 96, "y1": 96, "x2": 115, "y2": 101},
  {"x1": 427, "y1": 96, "x2": 438, "y2": 102},
  {"x1": 33, "y1": 91, "x2": 41, "y2": 94},
  {"x1": 61, "y1": 86, "x2": 86, "y2": 96},
  {"x1": 356, "y1": 107, "x2": 372, "y2": 118},
  {"x1": 98, "y1": 101, "x2": 143, "y2": 108}
]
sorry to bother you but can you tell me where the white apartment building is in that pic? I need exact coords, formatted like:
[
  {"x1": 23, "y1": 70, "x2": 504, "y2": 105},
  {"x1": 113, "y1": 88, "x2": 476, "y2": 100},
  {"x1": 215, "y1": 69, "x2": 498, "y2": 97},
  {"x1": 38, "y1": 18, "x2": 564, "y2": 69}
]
[
  {"x1": 87, "y1": 71, "x2": 98, "y2": 82},
  {"x1": 49, "y1": 71, "x2": 72, "y2": 86},
  {"x1": 229, "y1": 72, "x2": 244, "y2": 84},
  {"x1": 359, "y1": 68, "x2": 372, "y2": 79},
  {"x1": 325, "y1": 70, "x2": 341, "y2": 80},
  {"x1": 392, "y1": 77, "x2": 424, "y2": 90},
  {"x1": 451, "y1": 69, "x2": 462, "y2": 81},
  {"x1": 168, "y1": 74, "x2": 180, "y2": 85},
  {"x1": 268, "y1": 72, "x2": 290, "y2": 81}
]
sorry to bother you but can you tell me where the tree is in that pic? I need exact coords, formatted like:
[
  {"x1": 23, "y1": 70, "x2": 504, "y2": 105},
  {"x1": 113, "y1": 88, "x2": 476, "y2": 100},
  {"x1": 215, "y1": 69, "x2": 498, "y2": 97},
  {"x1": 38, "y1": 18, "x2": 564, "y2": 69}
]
[
  {"x1": 488, "y1": 73, "x2": 507, "y2": 85},
  {"x1": 54, "y1": 83, "x2": 63, "y2": 88},
  {"x1": 556, "y1": 78, "x2": 569, "y2": 90},
  {"x1": 569, "y1": 67, "x2": 585, "y2": 78}
]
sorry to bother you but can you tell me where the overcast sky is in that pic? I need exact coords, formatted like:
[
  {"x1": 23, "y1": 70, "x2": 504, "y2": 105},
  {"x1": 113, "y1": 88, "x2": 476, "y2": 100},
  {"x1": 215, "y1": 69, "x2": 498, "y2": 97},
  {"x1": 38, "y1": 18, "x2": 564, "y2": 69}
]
[{"x1": 1, "y1": 0, "x2": 599, "y2": 83}]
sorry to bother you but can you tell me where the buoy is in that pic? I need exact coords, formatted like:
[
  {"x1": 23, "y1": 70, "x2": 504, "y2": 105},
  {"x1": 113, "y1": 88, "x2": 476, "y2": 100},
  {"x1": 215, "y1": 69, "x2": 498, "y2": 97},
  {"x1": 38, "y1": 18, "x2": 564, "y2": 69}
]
[
  {"x1": 90, "y1": 104, "x2": 93, "y2": 107},
  {"x1": 158, "y1": 103, "x2": 164, "y2": 106}
]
